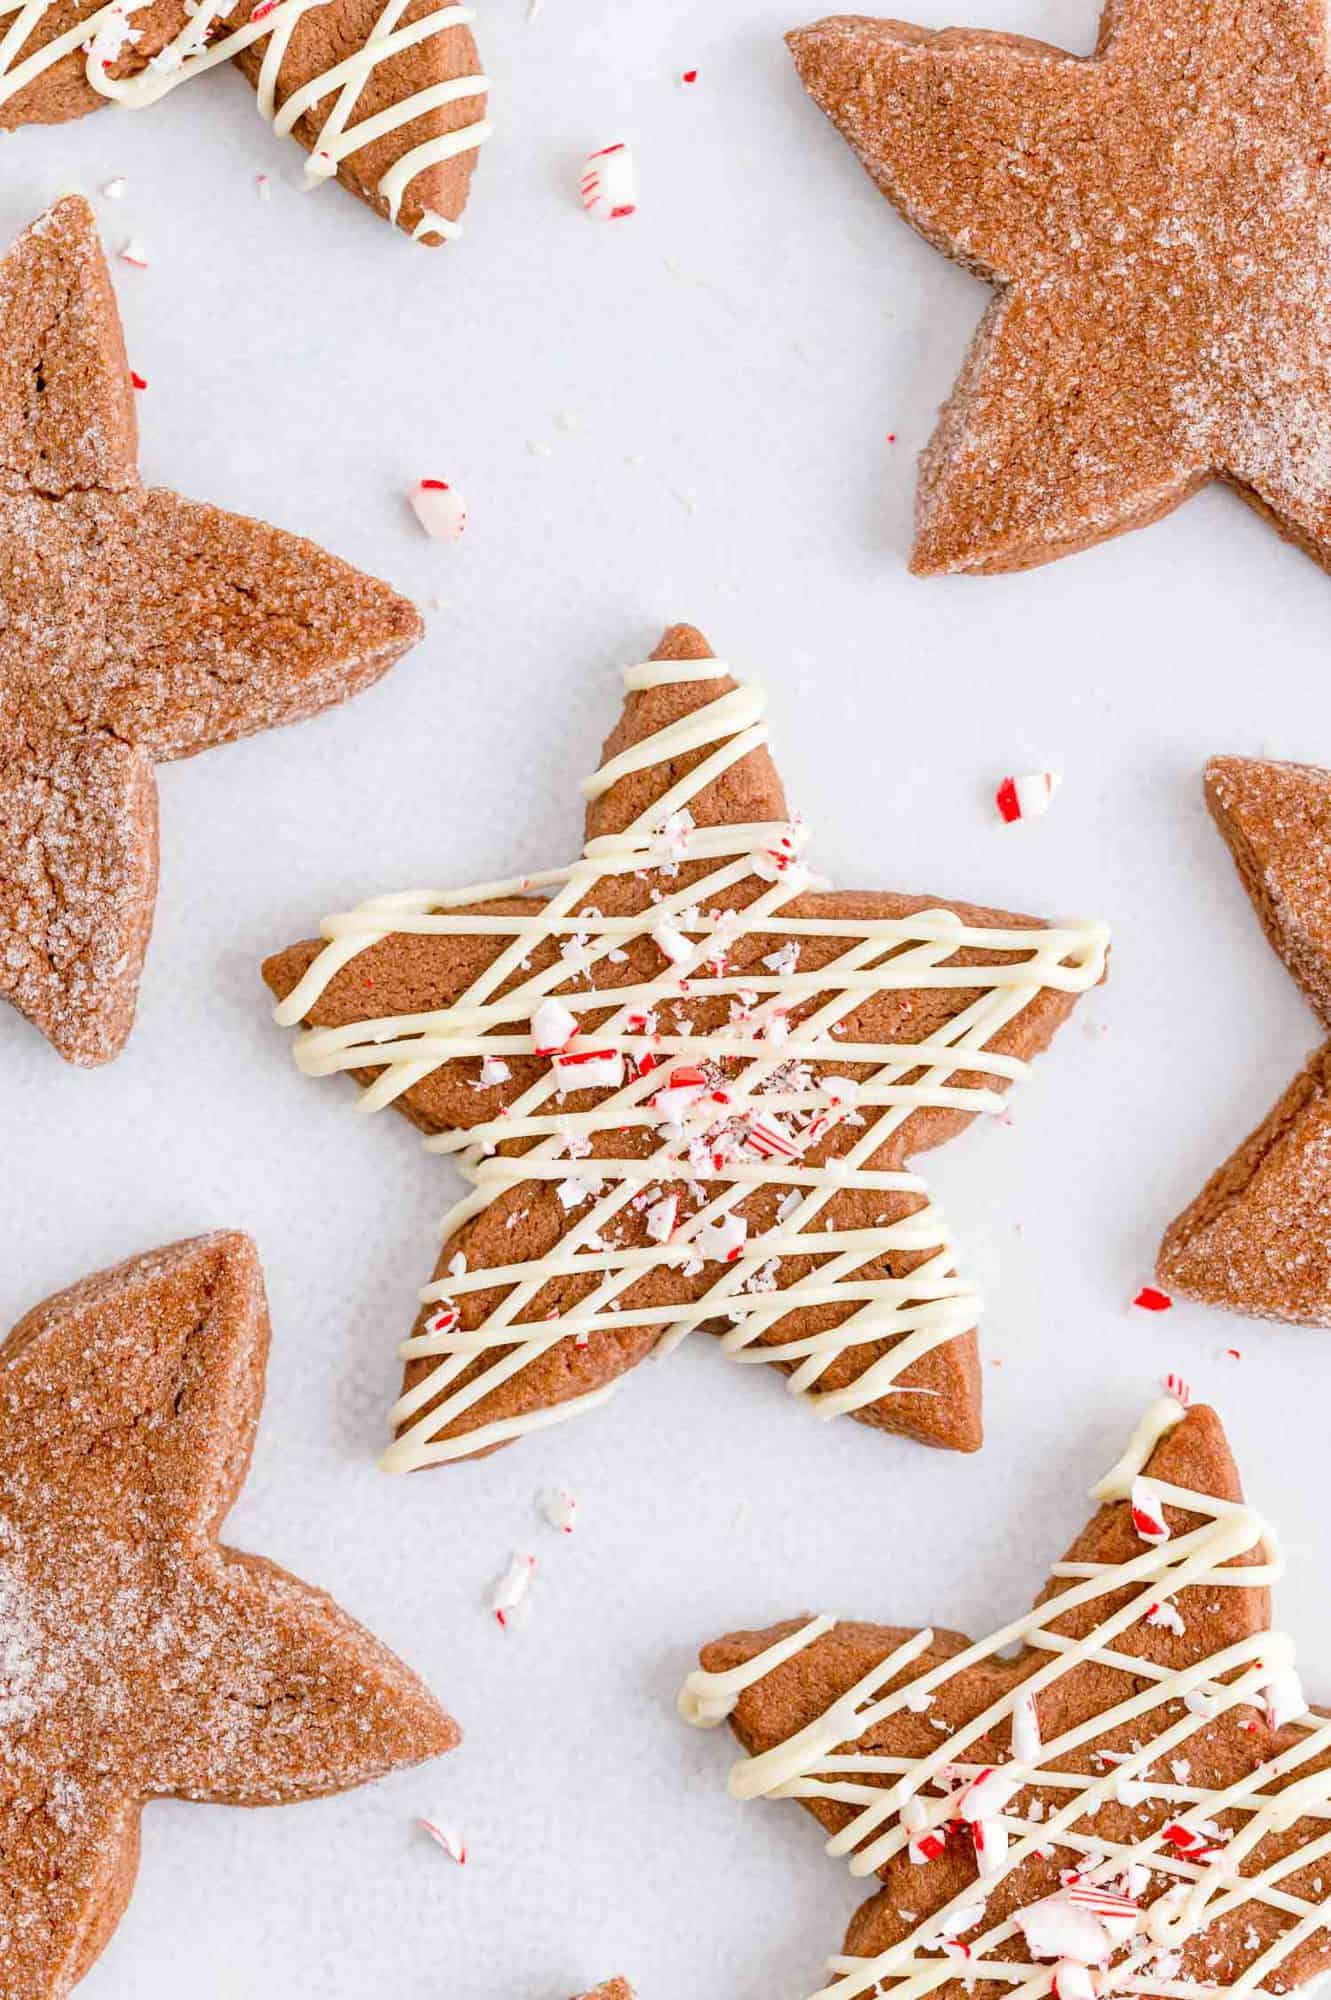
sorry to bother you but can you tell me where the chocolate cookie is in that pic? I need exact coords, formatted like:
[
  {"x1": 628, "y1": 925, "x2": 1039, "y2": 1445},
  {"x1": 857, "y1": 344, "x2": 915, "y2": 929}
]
[
  {"x1": 265, "y1": 623, "x2": 1108, "y2": 1469},
  {"x1": 0, "y1": 0, "x2": 489, "y2": 243},
  {"x1": 0, "y1": 1231, "x2": 458, "y2": 2000},
  {"x1": 682, "y1": 1395, "x2": 1331, "y2": 2000},
  {"x1": 0, "y1": 195, "x2": 420, "y2": 1067},
  {"x1": 1159, "y1": 757, "x2": 1331, "y2": 1324},
  {"x1": 788, "y1": 0, "x2": 1331, "y2": 576}
]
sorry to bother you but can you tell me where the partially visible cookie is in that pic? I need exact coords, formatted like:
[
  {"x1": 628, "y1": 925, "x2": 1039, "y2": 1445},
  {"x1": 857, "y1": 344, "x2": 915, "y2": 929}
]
[
  {"x1": 0, "y1": 0, "x2": 489, "y2": 243},
  {"x1": 1158, "y1": 757, "x2": 1331, "y2": 1324},
  {"x1": 572, "y1": 1984, "x2": 635, "y2": 1999},
  {"x1": 0, "y1": 193, "x2": 421, "y2": 1067},
  {"x1": 0, "y1": 1231, "x2": 458, "y2": 2000},
  {"x1": 681, "y1": 1396, "x2": 1331, "y2": 2000}
]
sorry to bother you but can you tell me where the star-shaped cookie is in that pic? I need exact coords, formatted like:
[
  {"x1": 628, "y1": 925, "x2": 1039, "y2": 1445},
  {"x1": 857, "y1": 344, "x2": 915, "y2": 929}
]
[
  {"x1": 0, "y1": 194, "x2": 421, "y2": 1067},
  {"x1": 788, "y1": 0, "x2": 1331, "y2": 576},
  {"x1": 0, "y1": 1230, "x2": 458, "y2": 2000},
  {"x1": 682, "y1": 1395, "x2": 1331, "y2": 2000},
  {"x1": 1158, "y1": 757, "x2": 1331, "y2": 1324},
  {"x1": 572, "y1": 1984, "x2": 634, "y2": 1999},
  {"x1": 264, "y1": 622, "x2": 1108, "y2": 1470},
  {"x1": 0, "y1": 0, "x2": 489, "y2": 244}
]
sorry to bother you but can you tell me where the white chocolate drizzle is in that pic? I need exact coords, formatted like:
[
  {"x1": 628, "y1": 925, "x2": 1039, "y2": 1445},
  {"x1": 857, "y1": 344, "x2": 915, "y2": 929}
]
[
  {"x1": 274, "y1": 658, "x2": 1110, "y2": 1472},
  {"x1": 0, "y1": 0, "x2": 491, "y2": 241},
  {"x1": 679, "y1": 1398, "x2": 1331, "y2": 2000}
]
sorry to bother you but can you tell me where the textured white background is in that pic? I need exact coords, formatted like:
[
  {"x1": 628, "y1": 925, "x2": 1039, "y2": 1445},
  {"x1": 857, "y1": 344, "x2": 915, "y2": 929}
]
[{"x1": 4, "y1": 0, "x2": 1331, "y2": 1993}]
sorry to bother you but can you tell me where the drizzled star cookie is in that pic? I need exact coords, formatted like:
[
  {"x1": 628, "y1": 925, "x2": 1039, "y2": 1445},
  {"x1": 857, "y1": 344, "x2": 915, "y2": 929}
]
[
  {"x1": 681, "y1": 1395, "x2": 1331, "y2": 2000},
  {"x1": 0, "y1": 0, "x2": 489, "y2": 243},
  {"x1": 264, "y1": 623, "x2": 1108, "y2": 1470},
  {"x1": 0, "y1": 195, "x2": 420, "y2": 1066},
  {"x1": 788, "y1": 0, "x2": 1331, "y2": 576},
  {"x1": 0, "y1": 1231, "x2": 458, "y2": 2000},
  {"x1": 1158, "y1": 758, "x2": 1331, "y2": 1324}
]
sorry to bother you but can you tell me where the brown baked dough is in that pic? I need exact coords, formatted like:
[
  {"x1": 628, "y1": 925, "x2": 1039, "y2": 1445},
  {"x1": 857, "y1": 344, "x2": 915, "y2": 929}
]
[
  {"x1": 787, "y1": 1, "x2": 1331, "y2": 577},
  {"x1": 0, "y1": 194, "x2": 420, "y2": 1067},
  {"x1": 0, "y1": 1231, "x2": 458, "y2": 2000},
  {"x1": 696, "y1": 1404, "x2": 1331, "y2": 1996},
  {"x1": 1158, "y1": 756, "x2": 1331, "y2": 1324},
  {"x1": 265, "y1": 621, "x2": 1104, "y2": 1463}
]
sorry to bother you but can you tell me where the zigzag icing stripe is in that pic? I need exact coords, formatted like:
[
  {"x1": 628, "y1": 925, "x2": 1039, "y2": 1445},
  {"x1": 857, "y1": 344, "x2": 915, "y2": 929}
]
[
  {"x1": 275, "y1": 659, "x2": 1109, "y2": 1472},
  {"x1": 679, "y1": 1398, "x2": 1329, "y2": 2000},
  {"x1": 0, "y1": 0, "x2": 490, "y2": 241}
]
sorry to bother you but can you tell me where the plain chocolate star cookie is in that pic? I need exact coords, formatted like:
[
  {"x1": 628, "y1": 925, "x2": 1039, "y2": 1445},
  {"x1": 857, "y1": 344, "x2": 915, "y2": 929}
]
[
  {"x1": 265, "y1": 622, "x2": 1108, "y2": 1470},
  {"x1": 0, "y1": 194, "x2": 421, "y2": 1067},
  {"x1": 789, "y1": 0, "x2": 1331, "y2": 576},
  {"x1": 0, "y1": 1230, "x2": 458, "y2": 2000},
  {"x1": 682, "y1": 1396, "x2": 1331, "y2": 2000},
  {"x1": 0, "y1": 0, "x2": 489, "y2": 244},
  {"x1": 1158, "y1": 757, "x2": 1331, "y2": 1324}
]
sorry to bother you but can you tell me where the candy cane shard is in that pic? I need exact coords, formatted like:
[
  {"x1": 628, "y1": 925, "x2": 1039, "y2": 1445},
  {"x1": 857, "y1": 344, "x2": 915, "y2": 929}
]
[
  {"x1": 264, "y1": 623, "x2": 1109, "y2": 1471},
  {"x1": 0, "y1": 0, "x2": 491, "y2": 244},
  {"x1": 681, "y1": 1398, "x2": 1331, "y2": 2000}
]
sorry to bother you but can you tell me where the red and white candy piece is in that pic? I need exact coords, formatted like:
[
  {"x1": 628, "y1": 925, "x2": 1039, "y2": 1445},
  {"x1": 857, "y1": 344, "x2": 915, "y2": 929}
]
[
  {"x1": 698, "y1": 1213, "x2": 748, "y2": 1264},
  {"x1": 555, "y1": 1046, "x2": 624, "y2": 1090},
  {"x1": 119, "y1": 236, "x2": 149, "y2": 268},
  {"x1": 541, "y1": 1485, "x2": 579, "y2": 1534},
  {"x1": 532, "y1": 996, "x2": 578, "y2": 1055},
  {"x1": 1263, "y1": 1666, "x2": 1307, "y2": 1731},
  {"x1": 1020, "y1": 1886, "x2": 1140, "y2": 1964},
  {"x1": 1129, "y1": 1476, "x2": 1170, "y2": 1545},
  {"x1": 1011, "y1": 1690, "x2": 1042, "y2": 1764},
  {"x1": 653, "y1": 916, "x2": 693, "y2": 965},
  {"x1": 996, "y1": 772, "x2": 1060, "y2": 824},
  {"x1": 417, "y1": 1817, "x2": 466, "y2": 1864},
  {"x1": 652, "y1": 1067, "x2": 708, "y2": 1123},
  {"x1": 409, "y1": 478, "x2": 467, "y2": 541},
  {"x1": 972, "y1": 1815, "x2": 1009, "y2": 1880},
  {"x1": 645, "y1": 1193, "x2": 679, "y2": 1243},
  {"x1": 746, "y1": 1115, "x2": 802, "y2": 1161},
  {"x1": 1052, "y1": 1961, "x2": 1097, "y2": 2000},
  {"x1": 492, "y1": 1551, "x2": 537, "y2": 1629},
  {"x1": 581, "y1": 140, "x2": 637, "y2": 220},
  {"x1": 958, "y1": 1767, "x2": 1020, "y2": 1822},
  {"x1": 1163, "y1": 1370, "x2": 1190, "y2": 1404},
  {"x1": 1133, "y1": 1286, "x2": 1173, "y2": 1313},
  {"x1": 424, "y1": 1303, "x2": 460, "y2": 1338}
]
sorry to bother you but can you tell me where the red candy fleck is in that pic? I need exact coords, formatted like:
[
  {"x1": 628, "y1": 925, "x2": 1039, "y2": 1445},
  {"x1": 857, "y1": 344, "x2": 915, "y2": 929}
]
[
  {"x1": 682, "y1": 67, "x2": 697, "y2": 81},
  {"x1": 995, "y1": 776, "x2": 1021, "y2": 823},
  {"x1": 1133, "y1": 1286, "x2": 1172, "y2": 1312},
  {"x1": 130, "y1": 371, "x2": 147, "y2": 390}
]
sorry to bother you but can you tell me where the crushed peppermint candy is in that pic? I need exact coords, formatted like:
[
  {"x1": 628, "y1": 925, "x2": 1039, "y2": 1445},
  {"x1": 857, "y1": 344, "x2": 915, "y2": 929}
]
[
  {"x1": 409, "y1": 479, "x2": 467, "y2": 541},
  {"x1": 417, "y1": 1817, "x2": 466, "y2": 1863},
  {"x1": 996, "y1": 772, "x2": 1061, "y2": 824},
  {"x1": 1163, "y1": 1371, "x2": 1191, "y2": 1404},
  {"x1": 540, "y1": 1486, "x2": 579, "y2": 1534},
  {"x1": 645, "y1": 1193, "x2": 679, "y2": 1243},
  {"x1": 491, "y1": 1552, "x2": 537, "y2": 1629},
  {"x1": 1129, "y1": 1477, "x2": 1170, "y2": 1545},
  {"x1": 698, "y1": 1213, "x2": 748, "y2": 1263},
  {"x1": 477, "y1": 1055, "x2": 511, "y2": 1087},
  {"x1": 119, "y1": 237, "x2": 149, "y2": 269},
  {"x1": 653, "y1": 917, "x2": 693, "y2": 964},
  {"x1": 1263, "y1": 1667, "x2": 1307, "y2": 1730},
  {"x1": 555, "y1": 1046, "x2": 624, "y2": 1090},
  {"x1": 581, "y1": 140, "x2": 637, "y2": 219},
  {"x1": 532, "y1": 997, "x2": 578, "y2": 1055},
  {"x1": 1134, "y1": 1286, "x2": 1173, "y2": 1312},
  {"x1": 1144, "y1": 1599, "x2": 1186, "y2": 1636},
  {"x1": 1011, "y1": 1689, "x2": 1041, "y2": 1762},
  {"x1": 101, "y1": 176, "x2": 127, "y2": 199}
]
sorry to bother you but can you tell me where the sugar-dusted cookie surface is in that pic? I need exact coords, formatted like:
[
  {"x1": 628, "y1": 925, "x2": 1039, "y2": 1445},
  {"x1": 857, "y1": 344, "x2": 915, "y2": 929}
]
[
  {"x1": 0, "y1": 1230, "x2": 458, "y2": 2000},
  {"x1": 788, "y1": 0, "x2": 1331, "y2": 577},
  {"x1": 1158, "y1": 757, "x2": 1331, "y2": 1324},
  {"x1": 0, "y1": 195, "x2": 420, "y2": 1067},
  {"x1": 681, "y1": 1396, "x2": 1331, "y2": 2000},
  {"x1": 265, "y1": 623, "x2": 1108, "y2": 1470},
  {"x1": 0, "y1": 0, "x2": 489, "y2": 243}
]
